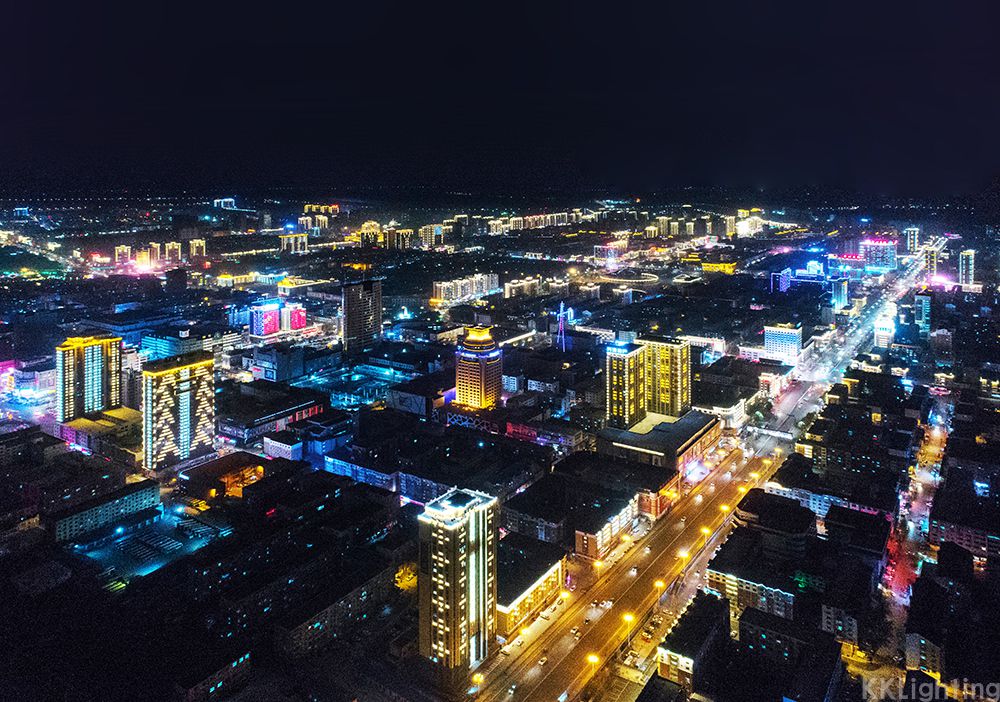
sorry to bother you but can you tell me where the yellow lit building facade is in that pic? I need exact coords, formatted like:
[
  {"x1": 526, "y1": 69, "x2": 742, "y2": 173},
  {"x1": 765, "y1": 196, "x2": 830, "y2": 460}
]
[
  {"x1": 142, "y1": 352, "x2": 215, "y2": 473},
  {"x1": 55, "y1": 335, "x2": 123, "y2": 422},
  {"x1": 637, "y1": 335, "x2": 691, "y2": 418},
  {"x1": 606, "y1": 342, "x2": 646, "y2": 429},
  {"x1": 418, "y1": 488, "x2": 497, "y2": 688},
  {"x1": 455, "y1": 326, "x2": 502, "y2": 409}
]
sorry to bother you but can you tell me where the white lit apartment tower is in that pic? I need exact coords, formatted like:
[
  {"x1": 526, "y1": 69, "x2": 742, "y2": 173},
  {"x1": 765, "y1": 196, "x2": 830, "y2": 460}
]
[
  {"x1": 606, "y1": 342, "x2": 646, "y2": 430},
  {"x1": 165, "y1": 241, "x2": 182, "y2": 262},
  {"x1": 55, "y1": 336, "x2": 123, "y2": 422},
  {"x1": 636, "y1": 335, "x2": 690, "y2": 418},
  {"x1": 924, "y1": 248, "x2": 939, "y2": 280},
  {"x1": 189, "y1": 239, "x2": 206, "y2": 258},
  {"x1": 142, "y1": 352, "x2": 215, "y2": 473},
  {"x1": 959, "y1": 249, "x2": 976, "y2": 287},
  {"x1": 455, "y1": 327, "x2": 503, "y2": 409},
  {"x1": 342, "y1": 279, "x2": 383, "y2": 352},
  {"x1": 763, "y1": 323, "x2": 803, "y2": 366},
  {"x1": 114, "y1": 245, "x2": 131, "y2": 264},
  {"x1": 903, "y1": 227, "x2": 920, "y2": 253},
  {"x1": 418, "y1": 488, "x2": 498, "y2": 688}
]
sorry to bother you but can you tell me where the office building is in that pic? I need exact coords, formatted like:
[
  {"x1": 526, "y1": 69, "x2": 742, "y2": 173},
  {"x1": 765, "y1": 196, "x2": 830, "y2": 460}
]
[
  {"x1": 904, "y1": 226, "x2": 920, "y2": 253},
  {"x1": 605, "y1": 342, "x2": 646, "y2": 429},
  {"x1": 250, "y1": 299, "x2": 282, "y2": 336},
  {"x1": 342, "y1": 280, "x2": 382, "y2": 352},
  {"x1": 831, "y1": 277, "x2": 848, "y2": 311},
  {"x1": 924, "y1": 248, "x2": 939, "y2": 279},
  {"x1": 142, "y1": 352, "x2": 215, "y2": 473},
  {"x1": 55, "y1": 335, "x2": 123, "y2": 422},
  {"x1": 860, "y1": 238, "x2": 897, "y2": 273},
  {"x1": 637, "y1": 335, "x2": 690, "y2": 417},
  {"x1": 148, "y1": 241, "x2": 161, "y2": 262},
  {"x1": 763, "y1": 323, "x2": 803, "y2": 366},
  {"x1": 455, "y1": 326, "x2": 503, "y2": 410},
  {"x1": 114, "y1": 245, "x2": 131, "y2": 263},
  {"x1": 959, "y1": 249, "x2": 975, "y2": 287},
  {"x1": 418, "y1": 488, "x2": 498, "y2": 688},
  {"x1": 189, "y1": 238, "x2": 206, "y2": 257}
]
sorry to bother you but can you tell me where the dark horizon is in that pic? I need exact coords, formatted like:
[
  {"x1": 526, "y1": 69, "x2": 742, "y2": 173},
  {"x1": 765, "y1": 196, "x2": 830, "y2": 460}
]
[{"x1": 5, "y1": 3, "x2": 1000, "y2": 200}]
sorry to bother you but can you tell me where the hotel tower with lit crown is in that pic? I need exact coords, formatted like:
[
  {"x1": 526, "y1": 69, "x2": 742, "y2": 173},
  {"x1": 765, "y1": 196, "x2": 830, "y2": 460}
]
[
  {"x1": 418, "y1": 488, "x2": 498, "y2": 689},
  {"x1": 455, "y1": 326, "x2": 503, "y2": 409},
  {"x1": 142, "y1": 351, "x2": 215, "y2": 473},
  {"x1": 55, "y1": 335, "x2": 123, "y2": 422}
]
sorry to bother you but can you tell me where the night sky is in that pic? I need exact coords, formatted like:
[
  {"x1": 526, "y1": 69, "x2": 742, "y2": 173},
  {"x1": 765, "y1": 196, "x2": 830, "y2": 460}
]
[{"x1": 4, "y1": 3, "x2": 1000, "y2": 197}]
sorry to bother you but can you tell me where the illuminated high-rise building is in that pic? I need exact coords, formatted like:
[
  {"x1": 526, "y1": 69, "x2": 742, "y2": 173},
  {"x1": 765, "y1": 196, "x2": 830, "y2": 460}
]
[
  {"x1": 914, "y1": 288, "x2": 932, "y2": 335},
  {"x1": 189, "y1": 238, "x2": 206, "y2": 258},
  {"x1": 606, "y1": 342, "x2": 646, "y2": 429},
  {"x1": 959, "y1": 249, "x2": 976, "y2": 287},
  {"x1": 142, "y1": 352, "x2": 215, "y2": 473},
  {"x1": 764, "y1": 323, "x2": 803, "y2": 366},
  {"x1": 342, "y1": 279, "x2": 382, "y2": 352},
  {"x1": 859, "y1": 238, "x2": 897, "y2": 273},
  {"x1": 148, "y1": 242, "x2": 161, "y2": 262},
  {"x1": 359, "y1": 220, "x2": 383, "y2": 247},
  {"x1": 831, "y1": 277, "x2": 849, "y2": 311},
  {"x1": 135, "y1": 249, "x2": 151, "y2": 267},
  {"x1": 55, "y1": 335, "x2": 123, "y2": 422},
  {"x1": 637, "y1": 335, "x2": 690, "y2": 418},
  {"x1": 924, "y1": 248, "x2": 939, "y2": 279},
  {"x1": 455, "y1": 327, "x2": 503, "y2": 409},
  {"x1": 165, "y1": 241, "x2": 182, "y2": 262},
  {"x1": 874, "y1": 315, "x2": 895, "y2": 348},
  {"x1": 250, "y1": 299, "x2": 282, "y2": 336},
  {"x1": 114, "y1": 245, "x2": 131, "y2": 264},
  {"x1": 418, "y1": 488, "x2": 497, "y2": 688},
  {"x1": 903, "y1": 227, "x2": 920, "y2": 253},
  {"x1": 386, "y1": 228, "x2": 414, "y2": 250}
]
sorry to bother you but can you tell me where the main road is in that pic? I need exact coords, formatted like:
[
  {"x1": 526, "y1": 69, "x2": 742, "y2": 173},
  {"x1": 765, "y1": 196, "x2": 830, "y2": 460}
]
[{"x1": 476, "y1": 447, "x2": 781, "y2": 702}]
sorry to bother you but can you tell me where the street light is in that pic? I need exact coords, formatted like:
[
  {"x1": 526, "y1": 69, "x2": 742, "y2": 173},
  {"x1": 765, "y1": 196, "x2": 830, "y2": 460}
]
[
  {"x1": 594, "y1": 560, "x2": 604, "y2": 571},
  {"x1": 654, "y1": 579, "x2": 666, "y2": 590},
  {"x1": 623, "y1": 612, "x2": 635, "y2": 624},
  {"x1": 471, "y1": 673, "x2": 485, "y2": 686},
  {"x1": 677, "y1": 548, "x2": 689, "y2": 559},
  {"x1": 700, "y1": 526, "x2": 711, "y2": 536},
  {"x1": 560, "y1": 590, "x2": 571, "y2": 600},
  {"x1": 719, "y1": 504, "x2": 730, "y2": 513}
]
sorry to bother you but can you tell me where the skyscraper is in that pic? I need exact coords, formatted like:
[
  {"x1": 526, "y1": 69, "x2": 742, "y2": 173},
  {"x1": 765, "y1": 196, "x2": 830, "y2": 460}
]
[
  {"x1": 455, "y1": 326, "x2": 503, "y2": 409},
  {"x1": 903, "y1": 227, "x2": 920, "y2": 253},
  {"x1": 770, "y1": 267, "x2": 792, "y2": 293},
  {"x1": 114, "y1": 245, "x2": 131, "y2": 264},
  {"x1": 831, "y1": 277, "x2": 849, "y2": 311},
  {"x1": 914, "y1": 288, "x2": 932, "y2": 336},
  {"x1": 165, "y1": 241, "x2": 182, "y2": 262},
  {"x1": 55, "y1": 336, "x2": 123, "y2": 422},
  {"x1": 148, "y1": 241, "x2": 161, "y2": 262},
  {"x1": 142, "y1": 352, "x2": 215, "y2": 473},
  {"x1": 959, "y1": 249, "x2": 976, "y2": 287},
  {"x1": 637, "y1": 335, "x2": 690, "y2": 418},
  {"x1": 859, "y1": 238, "x2": 898, "y2": 273},
  {"x1": 606, "y1": 342, "x2": 646, "y2": 429},
  {"x1": 418, "y1": 488, "x2": 497, "y2": 688},
  {"x1": 189, "y1": 238, "x2": 206, "y2": 258},
  {"x1": 924, "y1": 248, "x2": 939, "y2": 280},
  {"x1": 342, "y1": 280, "x2": 383, "y2": 352}
]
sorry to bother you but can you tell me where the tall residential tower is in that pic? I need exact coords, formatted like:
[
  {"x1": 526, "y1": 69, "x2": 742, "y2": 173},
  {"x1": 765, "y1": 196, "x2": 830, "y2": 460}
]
[
  {"x1": 55, "y1": 335, "x2": 123, "y2": 422},
  {"x1": 418, "y1": 488, "x2": 498, "y2": 689},
  {"x1": 142, "y1": 352, "x2": 215, "y2": 473},
  {"x1": 637, "y1": 335, "x2": 691, "y2": 418},
  {"x1": 342, "y1": 279, "x2": 383, "y2": 352},
  {"x1": 605, "y1": 342, "x2": 646, "y2": 429}
]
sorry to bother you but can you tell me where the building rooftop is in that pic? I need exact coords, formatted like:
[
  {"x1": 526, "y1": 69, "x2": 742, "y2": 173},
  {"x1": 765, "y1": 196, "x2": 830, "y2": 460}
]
[
  {"x1": 659, "y1": 590, "x2": 728, "y2": 658},
  {"x1": 598, "y1": 410, "x2": 718, "y2": 457},
  {"x1": 497, "y1": 532, "x2": 567, "y2": 608}
]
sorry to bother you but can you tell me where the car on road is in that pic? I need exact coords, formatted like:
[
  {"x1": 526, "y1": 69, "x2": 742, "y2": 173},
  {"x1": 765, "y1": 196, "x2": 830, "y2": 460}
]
[
  {"x1": 629, "y1": 566, "x2": 638, "y2": 576},
  {"x1": 645, "y1": 545, "x2": 652, "y2": 554},
  {"x1": 571, "y1": 627, "x2": 579, "y2": 636},
  {"x1": 538, "y1": 657, "x2": 548, "y2": 666},
  {"x1": 516, "y1": 638, "x2": 524, "y2": 646},
  {"x1": 680, "y1": 516, "x2": 687, "y2": 523},
  {"x1": 508, "y1": 683, "x2": 517, "y2": 694},
  {"x1": 591, "y1": 600, "x2": 599, "y2": 608}
]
